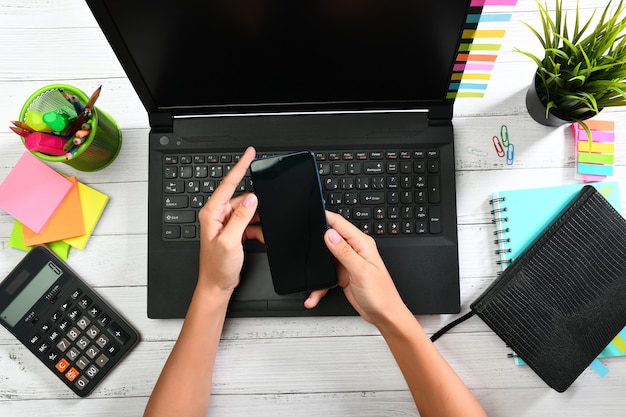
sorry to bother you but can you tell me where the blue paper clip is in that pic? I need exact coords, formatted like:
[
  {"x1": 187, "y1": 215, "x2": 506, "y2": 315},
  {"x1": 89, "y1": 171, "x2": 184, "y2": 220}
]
[
  {"x1": 506, "y1": 143, "x2": 514, "y2": 165},
  {"x1": 500, "y1": 125, "x2": 510, "y2": 147},
  {"x1": 492, "y1": 135, "x2": 505, "y2": 157}
]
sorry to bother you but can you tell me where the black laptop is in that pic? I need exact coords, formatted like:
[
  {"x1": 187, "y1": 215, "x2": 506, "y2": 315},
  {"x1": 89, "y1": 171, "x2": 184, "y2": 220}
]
[{"x1": 86, "y1": 0, "x2": 480, "y2": 318}]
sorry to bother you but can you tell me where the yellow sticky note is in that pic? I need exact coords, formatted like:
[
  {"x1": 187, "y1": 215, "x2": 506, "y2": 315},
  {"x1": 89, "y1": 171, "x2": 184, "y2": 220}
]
[
  {"x1": 63, "y1": 182, "x2": 109, "y2": 250},
  {"x1": 8, "y1": 220, "x2": 71, "y2": 260}
]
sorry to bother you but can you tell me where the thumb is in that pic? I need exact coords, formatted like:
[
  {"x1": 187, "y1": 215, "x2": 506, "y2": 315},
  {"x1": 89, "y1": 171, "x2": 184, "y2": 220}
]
[{"x1": 324, "y1": 228, "x2": 364, "y2": 273}]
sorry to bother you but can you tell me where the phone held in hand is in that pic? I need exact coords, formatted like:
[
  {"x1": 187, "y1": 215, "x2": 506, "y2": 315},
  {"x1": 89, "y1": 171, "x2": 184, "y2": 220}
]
[{"x1": 250, "y1": 150, "x2": 338, "y2": 295}]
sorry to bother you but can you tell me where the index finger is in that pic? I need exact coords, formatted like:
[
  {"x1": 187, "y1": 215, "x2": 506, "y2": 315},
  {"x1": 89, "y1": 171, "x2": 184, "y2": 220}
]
[{"x1": 210, "y1": 146, "x2": 256, "y2": 204}]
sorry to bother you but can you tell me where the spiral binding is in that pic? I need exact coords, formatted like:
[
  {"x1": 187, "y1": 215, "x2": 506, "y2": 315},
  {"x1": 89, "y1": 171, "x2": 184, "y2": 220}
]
[{"x1": 489, "y1": 193, "x2": 513, "y2": 270}]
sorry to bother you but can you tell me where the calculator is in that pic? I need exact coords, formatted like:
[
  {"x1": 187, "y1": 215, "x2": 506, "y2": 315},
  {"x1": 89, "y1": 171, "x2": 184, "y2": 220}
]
[{"x1": 0, "y1": 246, "x2": 139, "y2": 397}]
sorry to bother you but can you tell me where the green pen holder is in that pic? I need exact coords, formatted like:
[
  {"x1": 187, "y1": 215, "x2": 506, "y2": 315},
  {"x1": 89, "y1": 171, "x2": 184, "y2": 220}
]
[{"x1": 19, "y1": 84, "x2": 122, "y2": 172}]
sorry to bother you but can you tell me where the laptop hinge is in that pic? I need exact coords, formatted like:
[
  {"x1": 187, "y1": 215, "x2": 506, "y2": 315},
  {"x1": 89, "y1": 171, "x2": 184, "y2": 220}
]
[
  {"x1": 428, "y1": 103, "x2": 453, "y2": 125},
  {"x1": 149, "y1": 111, "x2": 174, "y2": 130}
]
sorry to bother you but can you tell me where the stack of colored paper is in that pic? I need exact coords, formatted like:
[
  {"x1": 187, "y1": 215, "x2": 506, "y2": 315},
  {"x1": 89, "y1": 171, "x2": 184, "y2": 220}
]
[
  {"x1": 0, "y1": 152, "x2": 108, "y2": 260},
  {"x1": 572, "y1": 120, "x2": 615, "y2": 182}
]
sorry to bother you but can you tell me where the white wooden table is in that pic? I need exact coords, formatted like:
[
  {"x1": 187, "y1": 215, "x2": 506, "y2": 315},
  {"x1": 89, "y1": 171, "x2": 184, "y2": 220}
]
[{"x1": 1, "y1": 0, "x2": 625, "y2": 415}]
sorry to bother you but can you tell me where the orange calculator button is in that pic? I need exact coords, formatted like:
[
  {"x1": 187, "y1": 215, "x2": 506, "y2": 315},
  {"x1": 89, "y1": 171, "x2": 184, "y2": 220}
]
[
  {"x1": 65, "y1": 367, "x2": 80, "y2": 382},
  {"x1": 55, "y1": 358, "x2": 70, "y2": 372}
]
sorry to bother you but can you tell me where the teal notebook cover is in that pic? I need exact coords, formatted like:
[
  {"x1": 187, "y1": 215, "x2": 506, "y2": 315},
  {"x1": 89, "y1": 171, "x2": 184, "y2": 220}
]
[{"x1": 489, "y1": 182, "x2": 625, "y2": 368}]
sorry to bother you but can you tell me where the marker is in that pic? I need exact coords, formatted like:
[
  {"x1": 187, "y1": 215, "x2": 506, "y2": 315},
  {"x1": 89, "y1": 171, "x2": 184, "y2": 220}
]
[
  {"x1": 25, "y1": 111, "x2": 53, "y2": 132},
  {"x1": 24, "y1": 132, "x2": 69, "y2": 156},
  {"x1": 42, "y1": 109, "x2": 74, "y2": 132}
]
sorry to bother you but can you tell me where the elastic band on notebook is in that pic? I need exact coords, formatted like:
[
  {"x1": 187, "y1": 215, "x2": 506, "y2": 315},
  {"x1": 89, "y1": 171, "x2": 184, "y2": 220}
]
[{"x1": 431, "y1": 311, "x2": 477, "y2": 342}]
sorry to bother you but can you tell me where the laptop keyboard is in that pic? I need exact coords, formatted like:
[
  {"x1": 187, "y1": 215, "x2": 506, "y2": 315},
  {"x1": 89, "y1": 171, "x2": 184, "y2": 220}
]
[{"x1": 162, "y1": 149, "x2": 442, "y2": 241}]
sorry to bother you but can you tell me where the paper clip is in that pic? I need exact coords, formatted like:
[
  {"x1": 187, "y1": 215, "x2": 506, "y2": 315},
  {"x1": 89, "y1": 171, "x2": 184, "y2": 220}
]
[
  {"x1": 500, "y1": 125, "x2": 510, "y2": 147},
  {"x1": 466, "y1": 146, "x2": 488, "y2": 157},
  {"x1": 506, "y1": 143, "x2": 514, "y2": 165},
  {"x1": 492, "y1": 135, "x2": 505, "y2": 157}
]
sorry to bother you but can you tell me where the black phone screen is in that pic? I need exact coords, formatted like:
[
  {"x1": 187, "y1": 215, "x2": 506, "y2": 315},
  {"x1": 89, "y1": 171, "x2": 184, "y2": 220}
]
[{"x1": 250, "y1": 151, "x2": 338, "y2": 294}]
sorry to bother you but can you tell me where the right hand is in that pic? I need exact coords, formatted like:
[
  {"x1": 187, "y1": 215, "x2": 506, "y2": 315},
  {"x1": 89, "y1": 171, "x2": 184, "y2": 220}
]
[{"x1": 305, "y1": 211, "x2": 406, "y2": 325}]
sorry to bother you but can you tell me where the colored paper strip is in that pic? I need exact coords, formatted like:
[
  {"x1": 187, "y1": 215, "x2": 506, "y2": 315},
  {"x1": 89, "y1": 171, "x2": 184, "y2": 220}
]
[
  {"x1": 449, "y1": 82, "x2": 489, "y2": 90},
  {"x1": 454, "y1": 63, "x2": 495, "y2": 71},
  {"x1": 578, "y1": 163, "x2": 613, "y2": 176},
  {"x1": 452, "y1": 73, "x2": 492, "y2": 80},
  {"x1": 584, "y1": 120, "x2": 615, "y2": 131},
  {"x1": 578, "y1": 153, "x2": 614, "y2": 165},
  {"x1": 577, "y1": 141, "x2": 615, "y2": 153},
  {"x1": 612, "y1": 335, "x2": 626, "y2": 353},
  {"x1": 447, "y1": 92, "x2": 485, "y2": 98},
  {"x1": 589, "y1": 359, "x2": 609, "y2": 378},
  {"x1": 466, "y1": 13, "x2": 513, "y2": 23},
  {"x1": 459, "y1": 43, "x2": 502, "y2": 51},
  {"x1": 471, "y1": 0, "x2": 518, "y2": 5},
  {"x1": 463, "y1": 29, "x2": 506, "y2": 38},
  {"x1": 456, "y1": 53, "x2": 498, "y2": 62},
  {"x1": 576, "y1": 130, "x2": 615, "y2": 142}
]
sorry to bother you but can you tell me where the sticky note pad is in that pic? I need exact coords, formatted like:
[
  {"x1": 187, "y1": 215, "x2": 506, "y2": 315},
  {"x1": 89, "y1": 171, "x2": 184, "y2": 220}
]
[
  {"x1": 0, "y1": 152, "x2": 73, "y2": 233},
  {"x1": 22, "y1": 177, "x2": 85, "y2": 245},
  {"x1": 63, "y1": 181, "x2": 109, "y2": 250},
  {"x1": 8, "y1": 221, "x2": 71, "y2": 260}
]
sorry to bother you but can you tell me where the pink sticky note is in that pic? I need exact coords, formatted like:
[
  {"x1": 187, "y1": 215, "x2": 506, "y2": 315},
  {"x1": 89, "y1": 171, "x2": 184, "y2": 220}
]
[{"x1": 0, "y1": 152, "x2": 73, "y2": 233}]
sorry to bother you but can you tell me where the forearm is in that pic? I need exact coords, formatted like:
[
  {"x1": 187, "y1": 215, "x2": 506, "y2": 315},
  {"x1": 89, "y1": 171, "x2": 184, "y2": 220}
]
[
  {"x1": 143, "y1": 285, "x2": 232, "y2": 417},
  {"x1": 377, "y1": 308, "x2": 486, "y2": 417}
]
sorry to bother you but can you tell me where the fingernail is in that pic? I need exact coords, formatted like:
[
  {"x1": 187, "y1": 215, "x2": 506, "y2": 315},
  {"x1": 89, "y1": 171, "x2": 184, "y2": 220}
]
[
  {"x1": 327, "y1": 229, "x2": 341, "y2": 245},
  {"x1": 242, "y1": 193, "x2": 257, "y2": 208}
]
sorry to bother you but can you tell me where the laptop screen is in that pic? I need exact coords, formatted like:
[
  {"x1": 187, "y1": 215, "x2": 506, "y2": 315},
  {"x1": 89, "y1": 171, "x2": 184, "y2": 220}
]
[{"x1": 98, "y1": 0, "x2": 470, "y2": 114}]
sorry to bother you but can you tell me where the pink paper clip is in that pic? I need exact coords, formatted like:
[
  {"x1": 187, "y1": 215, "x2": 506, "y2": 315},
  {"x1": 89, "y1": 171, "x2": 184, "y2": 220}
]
[{"x1": 492, "y1": 135, "x2": 505, "y2": 157}]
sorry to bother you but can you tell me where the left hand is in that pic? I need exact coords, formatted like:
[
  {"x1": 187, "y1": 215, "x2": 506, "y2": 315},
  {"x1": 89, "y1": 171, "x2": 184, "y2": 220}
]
[{"x1": 197, "y1": 146, "x2": 263, "y2": 294}]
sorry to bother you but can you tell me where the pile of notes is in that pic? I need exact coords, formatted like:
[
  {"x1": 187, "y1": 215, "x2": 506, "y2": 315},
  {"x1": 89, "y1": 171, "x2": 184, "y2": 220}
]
[
  {"x1": 572, "y1": 119, "x2": 615, "y2": 182},
  {"x1": 0, "y1": 152, "x2": 108, "y2": 260}
]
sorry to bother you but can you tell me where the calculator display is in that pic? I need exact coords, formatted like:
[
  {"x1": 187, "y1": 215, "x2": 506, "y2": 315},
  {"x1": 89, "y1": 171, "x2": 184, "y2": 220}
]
[{"x1": 1, "y1": 262, "x2": 62, "y2": 327}]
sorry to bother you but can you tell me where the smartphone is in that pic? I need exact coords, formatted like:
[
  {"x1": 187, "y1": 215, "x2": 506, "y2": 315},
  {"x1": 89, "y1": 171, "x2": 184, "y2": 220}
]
[{"x1": 250, "y1": 151, "x2": 338, "y2": 295}]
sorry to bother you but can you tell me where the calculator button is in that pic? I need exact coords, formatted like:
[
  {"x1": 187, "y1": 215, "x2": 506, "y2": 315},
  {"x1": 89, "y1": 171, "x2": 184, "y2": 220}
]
[
  {"x1": 86, "y1": 325, "x2": 100, "y2": 339},
  {"x1": 57, "y1": 319, "x2": 70, "y2": 332},
  {"x1": 85, "y1": 364, "x2": 99, "y2": 378},
  {"x1": 78, "y1": 296, "x2": 92, "y2": 309},
  {"x1": 76, "y1": 336, "x2": 90, "y2": 350},
  {"x1": 40, "y1": 322, "x2": 52, "y2": 333},
  {"x1": 65, "y1": 367, "x2": 80, "y2": 382},
  {"x1": 67, "y1": 308, "x2": 81, "y2": 321},
  {"x1": 71, "y1": 289, "x2": 82, "y2": 299},
  {"x1": 107, "y1": 323, "x2": 130, "y2": 345},
  {"x1": 67, "y1": 347, "x2": 80, "y2": 361},
  {"x1": 30, "y1": 334, "x2": 41, "y2": 345},
  {"x1": 66, "y1": 327, "x2": 81, "y2": 341},
  {"x1": 46, "y1": 350, "x2": 60, "y2": 364},
  {"x1": 59, "y1": 299, "x2": 72, "y2": 311},
  {"x1": 95, "y1": 354, "x2": 110, "y2": 368},
  {"x1": 95, "y1": 334, "x2": 109, "y2": 348},
  {"x1": 76, "y1": 356, "x2": 90, "y2": 370},
  {"x1": 37, "y1": 342, "x2": 50, "y2": 354},
  {"x1": 88, "y1": 305, "x2": 102, "y2": 318},
  {"x1": 106, "y1": 343, "x2": 120, "y2": 356},
  {"x1": 55, "y1": 358, "x2": 70, "y2": 373},
  {"x1": 75, "y1": 376, "x2": 90, "y2": 391},
  {"x1": 97, "y1": 314, "x2": 111, "y2": 327},
  {"x1": 76, "y1": 316, "x2": 91, "y2": 330},
  {"x1": 50, "y1": 311, "x2": 62, "y2": 323},
  {"x1": 85, "y1": 345, "x2": 100, "y2": 359},
  {"x1": 48, "y1": 330, "x2": 61, "y2": 342},
  {"x1": 56, "y1": 338, "x2": 70, "y2": 352}
]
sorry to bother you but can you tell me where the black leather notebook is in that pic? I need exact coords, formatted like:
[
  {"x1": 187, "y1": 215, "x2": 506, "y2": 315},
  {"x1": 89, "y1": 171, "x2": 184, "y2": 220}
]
[{"x1": 433, "y1": 185, "x2": 626, "y2": 392}]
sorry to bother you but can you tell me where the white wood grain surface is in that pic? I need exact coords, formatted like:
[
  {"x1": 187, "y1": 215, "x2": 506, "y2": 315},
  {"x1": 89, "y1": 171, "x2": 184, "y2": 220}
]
[{"x1": 1, "y1": 0, "x2": 626, "y2": 415}]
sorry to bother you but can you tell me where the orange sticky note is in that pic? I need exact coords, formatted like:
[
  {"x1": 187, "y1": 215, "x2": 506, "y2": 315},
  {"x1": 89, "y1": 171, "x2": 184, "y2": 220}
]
[
  {"x1": 63, "y1": 181, "x2": 109, "y2": 250},
  {"x1": 22, "y1": 177, "x2": 85, "y2": 245}
]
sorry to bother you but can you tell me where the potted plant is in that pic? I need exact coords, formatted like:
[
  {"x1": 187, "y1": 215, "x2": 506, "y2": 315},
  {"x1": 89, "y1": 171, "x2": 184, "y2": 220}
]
[{"x1": 517, "y1": 0, "x2": 626, "y2": 135}]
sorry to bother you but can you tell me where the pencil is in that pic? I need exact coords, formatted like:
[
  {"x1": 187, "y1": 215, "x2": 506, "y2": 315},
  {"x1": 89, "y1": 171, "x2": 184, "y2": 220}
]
[
  {"x1": 85, "y1": 85, "x2": 102, "y2": 109},
  {"x1": 10, "y1": 126, "x2": 31, "y2": 138},
  {"x1": 10, "y1": 120, "x2": 34, "y2": 132}
]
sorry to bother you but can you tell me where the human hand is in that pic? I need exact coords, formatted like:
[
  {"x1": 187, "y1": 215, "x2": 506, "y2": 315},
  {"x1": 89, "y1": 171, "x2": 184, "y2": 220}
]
[
  {"x1": 305, "y1": 211, "x2": 406, "y2": 325},
  {"x1": 197, "y1": 147, "x2": 262, "y2": 294}
]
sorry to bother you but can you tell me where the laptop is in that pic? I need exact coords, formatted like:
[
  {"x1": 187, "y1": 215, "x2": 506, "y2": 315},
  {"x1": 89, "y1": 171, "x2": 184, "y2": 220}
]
[{"x1": 86, "y1": 0, "x2": 479, "y2": 318}]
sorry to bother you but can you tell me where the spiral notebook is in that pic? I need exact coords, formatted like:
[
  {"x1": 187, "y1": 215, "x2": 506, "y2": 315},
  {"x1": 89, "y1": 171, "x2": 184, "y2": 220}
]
[{"x1": 490, "y1": 182, "x2": 621, "y2": 270}]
